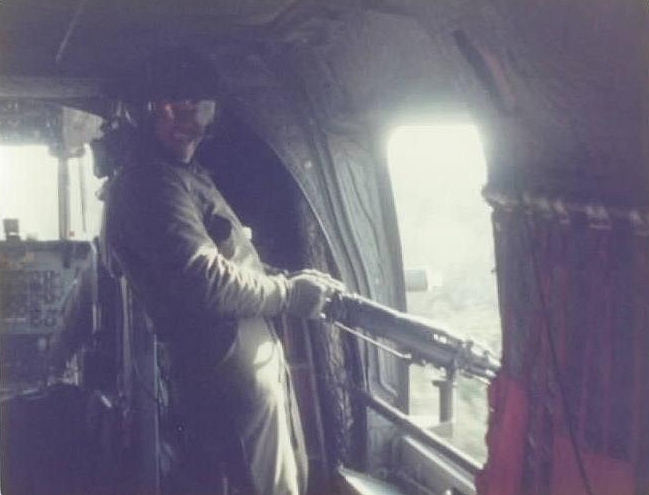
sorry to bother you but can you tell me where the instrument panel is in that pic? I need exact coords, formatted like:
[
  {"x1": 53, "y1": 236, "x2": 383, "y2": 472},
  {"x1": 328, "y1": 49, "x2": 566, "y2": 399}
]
[{"x1": 0, "y1": 241, "x2": 94, "y2": 335}]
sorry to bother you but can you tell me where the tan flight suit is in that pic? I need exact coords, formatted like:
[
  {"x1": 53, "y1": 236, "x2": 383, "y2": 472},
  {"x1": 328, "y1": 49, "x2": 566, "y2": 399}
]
[{"x1": 103, "y1": 141, "x2": 308, "y2": 495}]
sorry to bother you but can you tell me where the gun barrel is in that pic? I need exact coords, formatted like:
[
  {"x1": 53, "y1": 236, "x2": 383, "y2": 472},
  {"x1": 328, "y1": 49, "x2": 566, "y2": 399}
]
[{"x1": 325, "y1": 292, "x2": 499, "y2": 380}]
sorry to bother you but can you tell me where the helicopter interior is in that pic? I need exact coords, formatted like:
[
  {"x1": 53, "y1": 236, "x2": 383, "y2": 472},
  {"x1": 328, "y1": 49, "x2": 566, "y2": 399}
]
[{"x1": 1, "y1": 1, "x2": 648, "y2": 495}]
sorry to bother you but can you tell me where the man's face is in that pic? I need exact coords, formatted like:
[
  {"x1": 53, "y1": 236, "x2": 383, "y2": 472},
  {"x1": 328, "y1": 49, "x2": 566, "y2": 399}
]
[{"x1": 152, "y1": 99, "x2": 217, "y2": 163}]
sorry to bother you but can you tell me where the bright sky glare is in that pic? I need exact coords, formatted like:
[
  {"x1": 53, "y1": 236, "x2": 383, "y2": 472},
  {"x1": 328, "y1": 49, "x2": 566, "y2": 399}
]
[
  {"x1": 0, "y1": 145, "x2": 59, "y2": 240},
  {"x1": 0, "y1": 144, "x2": 104, "y2": 241},
  {"x1": 387, "y1": 123, "x2": 486, "y2": 202},
  {"x1": 386, "y1": 123, "x2": 489, "y2": 272}
]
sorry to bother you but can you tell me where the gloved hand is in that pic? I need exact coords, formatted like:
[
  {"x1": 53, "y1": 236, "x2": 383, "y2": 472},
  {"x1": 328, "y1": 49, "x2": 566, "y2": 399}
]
[{"x1": 285, "y1": 270, "x2": 345, "y2": 320}]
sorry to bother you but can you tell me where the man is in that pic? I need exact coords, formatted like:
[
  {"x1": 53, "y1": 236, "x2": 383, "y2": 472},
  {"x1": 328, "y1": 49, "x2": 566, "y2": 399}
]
[{"x1": 102, "y1": 47, "x2": 342, "y2": 495}]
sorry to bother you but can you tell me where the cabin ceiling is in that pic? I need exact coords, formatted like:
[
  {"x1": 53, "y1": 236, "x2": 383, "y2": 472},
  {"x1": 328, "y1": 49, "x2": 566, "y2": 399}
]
[{"x1": 1, "y1": 0, "x2": 648, "y2": 204}]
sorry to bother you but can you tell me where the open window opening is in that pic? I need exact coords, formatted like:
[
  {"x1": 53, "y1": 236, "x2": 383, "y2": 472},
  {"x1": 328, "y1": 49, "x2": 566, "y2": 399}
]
[{"x1": 386, "y1": 123, "x2": 501, "y2": 462}]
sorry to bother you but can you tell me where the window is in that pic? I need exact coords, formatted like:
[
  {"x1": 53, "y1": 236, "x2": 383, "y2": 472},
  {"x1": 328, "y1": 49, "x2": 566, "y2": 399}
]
[
  {"x1": 0, "y1": 145, "x2": 60, "y2": 241},
  {"x1": 387, "y1": 123, "x2": 501, "y2": 462},
  {"x1": 0, "y1": 145, "x2": 103, "y2": 241}
]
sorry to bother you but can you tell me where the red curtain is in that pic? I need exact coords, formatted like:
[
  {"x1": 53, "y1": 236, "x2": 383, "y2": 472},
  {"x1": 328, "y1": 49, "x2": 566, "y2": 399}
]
[{"x1": 477, "y1": 199, "x2": 649, "y2": 495}]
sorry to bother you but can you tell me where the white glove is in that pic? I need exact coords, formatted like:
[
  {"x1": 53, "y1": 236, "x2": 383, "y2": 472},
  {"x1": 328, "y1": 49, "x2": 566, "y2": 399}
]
[{"x1": 285, "y1": 270, "x2": 345, "y2": 320}]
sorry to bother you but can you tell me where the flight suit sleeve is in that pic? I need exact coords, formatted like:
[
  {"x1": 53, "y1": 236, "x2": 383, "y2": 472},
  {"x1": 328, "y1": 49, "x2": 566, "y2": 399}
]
[{"x1": 107, "y1": 164, "x2": 289, "y2": 319}]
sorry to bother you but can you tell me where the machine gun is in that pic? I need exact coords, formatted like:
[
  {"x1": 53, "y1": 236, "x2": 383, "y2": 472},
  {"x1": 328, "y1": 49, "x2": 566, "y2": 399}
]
[{"x1": 323, "y1": 291, "x2": 500, "y2": 381}]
